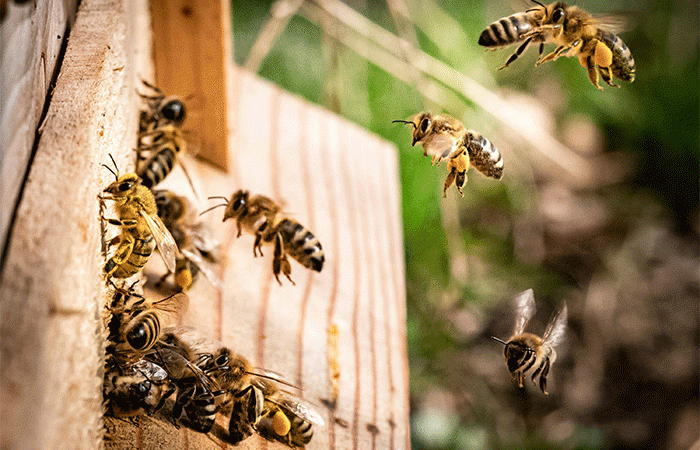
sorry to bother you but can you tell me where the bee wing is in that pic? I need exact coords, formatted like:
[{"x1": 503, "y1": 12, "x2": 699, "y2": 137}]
[
  {"x1": 141, "y1": 210, "x2": 178, "y2": 273},
  {"x1": 542, "y1": 302, "x2": 567, "y2": 348},
  {"x1": 512, "y1": 288, "x2": 536, "y2": 336},
  {"x1": 278, "y1": 397, "x2": 326, "y2": 427},
  {"x1": 423, "y1": 133, "x2": 462, "y2": 160},
  {"x1": 132, "y1": 359, "x2": 169, "y2": 382},
  {"x1": 152, "y1": 292, "x2": 190, "y2": 325},
  {"x1": 181, "y1": 247, "x2": 222, "y2": 289},
  {"x1": 590, "y1": 14, "x2": 629, "y2": 35}
]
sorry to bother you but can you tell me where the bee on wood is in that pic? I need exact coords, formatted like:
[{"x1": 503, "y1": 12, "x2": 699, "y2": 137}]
[
  {"x1": 201, "y1": 190, "x2": 325, "y2": 285},
  {"x1": 104, "y1": 357, "x2": 172, "y2": 418},
  {"x1": 153, "y1": 189, "x2": 221, "y2": 291},
  {"x1": 479, "y1": 1, "x2": 635, "y2": 89},
  {"x1": 253, "y1": 377, "x2": 325, "y2": 448},
  {"x1": 492, "y1": 289, "x2": 568, "y2": 394},
  {"x1": 101, "y1": 156, "x2": 177, "y2": 279},
  {"x1": 393, "y1": 112, "x2": 503, "y2": 197}
]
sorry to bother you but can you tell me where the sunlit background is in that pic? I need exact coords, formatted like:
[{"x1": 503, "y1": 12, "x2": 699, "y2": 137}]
[{"x1": 228, "y1": 1, "x2": 699, "y2": 449}]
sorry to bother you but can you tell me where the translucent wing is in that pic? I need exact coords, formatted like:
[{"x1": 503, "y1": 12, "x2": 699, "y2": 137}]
[
  {"x1": 422, "y1": 132, "x2": 462, "y2": 161},
  {"x1": 512, "y1": 288, "x2": 536, "y2": 336},
  {"x1": 151, "y1": 292, "x2": 190, "y2": 325},
  {"x1": 141, "y1": 210, "x2": 178, "y2": 272},
  {"x1": 181, "y1": 247, "x2": 222, "y2": 289},
  {"x1": 590, "y1": 14, "x2": 629, "y2": 35},
  {"x1": 542, "y1": 302, "x2": 567, "y2": 348},
  {"x1": 278, "y1": 397, "x2": 325, "y2": 427},
  {"x1": 132, "y1": 359, "x2": 169, "y2": 382}
]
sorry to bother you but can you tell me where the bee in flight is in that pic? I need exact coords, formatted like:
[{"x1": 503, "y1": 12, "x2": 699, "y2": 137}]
[
  {"x1": 138, "y1": 79, "x2": 186, "y2": 133},
  {"x1": 479, "y1": 1, "x2": 635, "y2": 89},
  {"x1": 201, "y1": 190, "x2": 325, "y2": 285},
  {"x1": 153, "y1": 189, "x2": 221, "y2": 292},
  {"x1": 101, "y1": 155, "x2": 178, "y2": 279},
  {"x1": 492, "y1": 289, "x2": 567, "y2": 394},
  {"x1": 393, "y1": 112, "x2": 503, "y2": 197}
]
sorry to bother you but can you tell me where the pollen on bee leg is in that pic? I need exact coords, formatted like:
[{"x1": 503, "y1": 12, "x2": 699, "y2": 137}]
[{"x1": 594, "y1": 41, "x2": 613, "y2": 67}]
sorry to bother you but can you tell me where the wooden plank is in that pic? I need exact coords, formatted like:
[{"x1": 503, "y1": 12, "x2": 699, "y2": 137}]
[
  {"x1": 149, "y1": 0, "x2": 231, "y2": 171},
  {"x1": 105, "y1": 66, "x2": 410, "y2": 449},
  {"x1": 0, "y1": 0, "x2": 136, "y2": 449},
  {"x1": 0, "y1": 0, "x2": 77, "y2": 262}
]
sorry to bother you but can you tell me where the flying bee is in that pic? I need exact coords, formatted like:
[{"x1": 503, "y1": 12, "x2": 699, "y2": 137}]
[
  {"x1": 153, "y1": 189, "x2": 221, "y2": 291},
  {"x1": 253, "y1": 377, "x2": 324, "y2": 448},
  {"x1": 202, "y1": 190, "x2": 324, "y2": 285},
  {"x1": 104, "y1": 357, "x2": 172, "y2": 418},
  {"x1": 101, "y1": 156, "x2": 178, "y2": 278},
  {"x1": 394, "y1": 112, "x2": 503, "y2": 196},
  {"x1": 107, "y1": 285, "x2": 189, "y2": 354},
  {"x1": 138, "y1": 79, "x2": 186, "y2": 133},
  {"x1": 479, "y1": 1, "x2": 635, "y2": 89},
  {"x1": 492, "y1": 289, "x2": 568, "y2": 395}
]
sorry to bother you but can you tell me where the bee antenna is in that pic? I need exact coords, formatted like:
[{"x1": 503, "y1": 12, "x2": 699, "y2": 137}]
[
  {"x1": 207, "y1": 196, "x2": 230, "y2": 201},
  {"x1": 199, "y1": 204, "x2": 228, "y2": 216},
  {"x1": 392, "y1": 119, "x2": 416, "y2": 129},
  {"x1": 530, "y1": 0, "x2": 546, "y2": 16},
  {"x1": 102, "y1": 161, "x2": 119, "y2": 181},
  {"x1": 491, "y1": 336, "x2": 508, "y2": 346}
]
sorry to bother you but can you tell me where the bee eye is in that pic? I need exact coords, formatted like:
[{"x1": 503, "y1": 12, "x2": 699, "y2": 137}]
[
  {"x1": 419, "y1": 118, "x2": 430, "y2": 133},
  {"x1": 215, "y1": 354, "x2": 229, "y2": 367},
  {"x1": 232, "y1": 198, "x2": 245, "y2": 211},
  {"x1": 552, "y1": 8, "x2": 564, "y2": 22},
  {"x1": 162, "y1": 100, "x2": 185, "y2": 124},
  {"x1": 118, "y1": 181, "x2": 133, "y2": 192}
]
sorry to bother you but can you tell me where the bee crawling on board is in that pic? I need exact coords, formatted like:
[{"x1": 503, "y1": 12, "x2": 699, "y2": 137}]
[
  {"x1": 101, "y1": 155, "x2": 178, "y2": 279},
  {"x1": 478, "y1": 1, "x2": 635, "y2": 89},
  {"x1": 152, "y1": 189, "x2": 221, "y2": 292},
  {"x1": 492, "y1": 289, "x2": 568, "y2": 394},
  {"x1": 393, "y1": 112, "x2": 503, "y2": 197},
  {"x1": 200, "y1": 190, "x2": 325, "y2": 285}
]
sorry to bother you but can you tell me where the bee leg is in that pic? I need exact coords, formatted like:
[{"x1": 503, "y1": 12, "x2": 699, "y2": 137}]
[
  {"x1": 499, "y1": 37, "x2": 532, "y2": 70},
  {"x1": 253, "y1": 233, "x2": 264, "y2": 257},
  {"x1": 148, "y1": 387, "x2": 176, "y2": 416},
  {"x1": 154, "y1": 271, "x2": 171, "y2": 288},
  {"x1": 581, "y1": 55, "x2": 603, "y2": 90},
  {"x1": 598, "y1": 66, "x2": 619, "y2": 88},
  {"x1": 443, "y1": 168, "x2": 456, "y2": 198},
  {"x1": 104, "y1": 235, "x2": 136, "y2": 275},
  {"x1": 537, "y1": 44, "x2": 570, "y2": 66},
  {"x1": 273, "y1": 232, "x2": 294, "y2": 285},
  {"x1": 455, "y1": 170, "x2": 467, "y2": 197},
  {"x1": 539, "y1": 358, "x2": 551, "y2": 395}
]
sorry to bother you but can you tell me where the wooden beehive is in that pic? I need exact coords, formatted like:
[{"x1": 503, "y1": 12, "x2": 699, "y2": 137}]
[{"x1": 0, "y1": 0, "x2": 410, "y2": 449}]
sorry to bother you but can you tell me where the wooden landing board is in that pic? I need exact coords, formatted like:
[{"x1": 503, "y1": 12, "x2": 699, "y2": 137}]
[{"x1": 106, "y1": 66, "x2": 410, "y2": 450}]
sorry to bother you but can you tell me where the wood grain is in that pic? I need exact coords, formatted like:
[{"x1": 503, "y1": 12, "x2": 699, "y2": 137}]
[{"x1": 0, "y1": 0, "x2": 137, "y2": 449}]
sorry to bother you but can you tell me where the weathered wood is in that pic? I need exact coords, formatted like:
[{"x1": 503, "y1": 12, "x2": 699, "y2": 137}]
[
  {"x1": 149, "y1": 0, "x2": 231, "y2": 171},
  {"x1": 0, "y1": 0, "x2": 136, "y2": 449},
  {"x1": 0, "y1": 0, "x2": 77, "y2": 262}
]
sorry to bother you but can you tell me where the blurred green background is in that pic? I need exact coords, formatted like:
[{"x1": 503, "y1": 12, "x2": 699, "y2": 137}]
[{"x1": 228, "y1": 1, "x2": 698, "y2": 449}]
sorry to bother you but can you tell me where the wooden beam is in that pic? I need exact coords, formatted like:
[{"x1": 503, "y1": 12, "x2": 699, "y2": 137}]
[{"x1": 149, "y1": 0, "x2": 231, "y2": 171}]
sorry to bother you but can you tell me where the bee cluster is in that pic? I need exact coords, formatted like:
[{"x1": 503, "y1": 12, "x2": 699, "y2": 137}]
[{"x1": 100, "y1": 82, "x2": 323, "y2": 447}]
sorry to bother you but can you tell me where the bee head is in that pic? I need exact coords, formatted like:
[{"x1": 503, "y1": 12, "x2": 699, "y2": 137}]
[
  {"x1": 393, "y1": 112, "x2": 433, "y2": 146},
  {"x1": 223, "y1": 190, "x2": 250, "y2": 221},
  {"x1": 161, "y1": 98, "x2": 186, "y2": 126},
  {"x1": 104, "y1": 173, "x2": 141, "y2": 196}
]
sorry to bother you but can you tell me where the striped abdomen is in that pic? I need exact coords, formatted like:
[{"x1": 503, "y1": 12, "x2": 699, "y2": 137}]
[
  {"x1": 182, "y1": 385, "x2": 218, "y2": 433},
  {"x1": 138, "y1": 144, "x2": 179, "y2": 189},
  {"x1": 125, "y1": 309, "x2": 161, "y2": 351},
  {"x1": 277, "y1": 219, "x2": 324, "y2": 272},
  {"x1": 106, "y1": 233, "x2": 155, "y2": 278},
  {"x1": 465, "y1": 131, "x2": 503, "y2": 180},
  {"x1": 288, "y1": 415, "x2": 314, "y2": 447},
  {"x1": 479, "y1": 12, "x2": 538, "y2": 47},
  {"x1": 598, "y1": 30, "x2": 635, "y2": 82}
]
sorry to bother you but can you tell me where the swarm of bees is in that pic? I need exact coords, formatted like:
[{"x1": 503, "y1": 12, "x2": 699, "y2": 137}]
[{"x1": 99, "y1": 83, "x2": 324, "y2": 448}]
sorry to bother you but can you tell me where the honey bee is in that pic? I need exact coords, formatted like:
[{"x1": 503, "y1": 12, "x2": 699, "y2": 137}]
[
  {"x1": 202, "y1": 190, "x2": 325, "y2": 285},
  {"x1": 138, "y1": 80, "x2": 186, "y2": 133},
  {"x1": 479, "y1": 1, "x2": 635, "y2": 89},
  {"x1": 224, "y1": 384, "x2": 265, "y2": 444},
  {"x1": 107, "y1": 285, "x2": 189, "y2": 354},
  {"x1": 146, "y1": 331, "x2": 225, "y2": 432},
  {"x1": 393, "y1": 112, "x2": 503, "y2": 197},
  {"x1": 153, "y1": 189, "x2": 221, "y2": 291},
  {"x1": 492, "y1": 289, "x2": 568, "y2": 394},
  {"x1": 101, "y1": 156, "x2": 178, "y2": 278},
  {"x1": 104, "y1": 357, "x2": 172, "y2": 418},
  {"x1": 254, "y1": 377, "x2": 324, "y2": 448}
]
